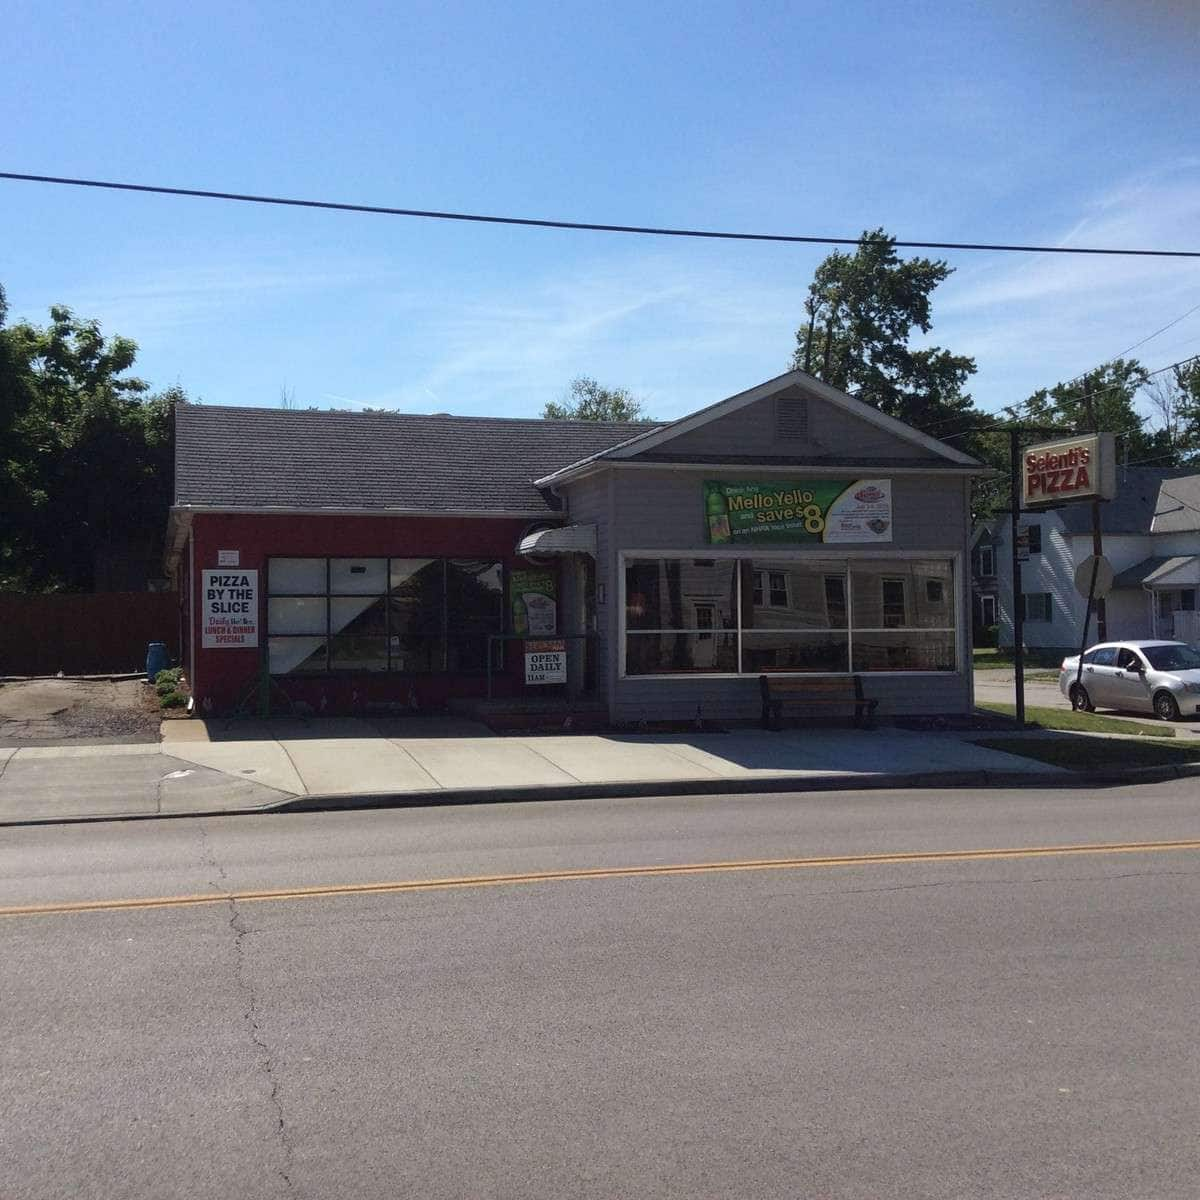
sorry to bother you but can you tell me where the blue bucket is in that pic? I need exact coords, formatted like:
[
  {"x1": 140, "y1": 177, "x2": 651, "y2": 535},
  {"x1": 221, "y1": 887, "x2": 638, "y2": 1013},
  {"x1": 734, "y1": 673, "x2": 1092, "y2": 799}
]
[{"x1": 146, "y1": 642, "x2": 170, "y2": 682}]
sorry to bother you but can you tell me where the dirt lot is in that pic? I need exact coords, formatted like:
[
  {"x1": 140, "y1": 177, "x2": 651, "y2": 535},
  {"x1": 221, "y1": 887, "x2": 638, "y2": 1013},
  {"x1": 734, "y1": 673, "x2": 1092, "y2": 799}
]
[{"x1": 0, "y1": 678, "x2": 162, "y2": 745}]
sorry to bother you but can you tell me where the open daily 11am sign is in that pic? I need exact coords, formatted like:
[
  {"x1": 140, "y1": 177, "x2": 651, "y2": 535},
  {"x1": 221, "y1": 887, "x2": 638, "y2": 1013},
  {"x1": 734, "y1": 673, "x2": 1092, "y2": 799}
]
[
  {"x1": 704, "y1": 480, "x2": 892, "y2": 544},
  {"x1": 202, "y1": 569, "x2": 259, "y2": 648}
]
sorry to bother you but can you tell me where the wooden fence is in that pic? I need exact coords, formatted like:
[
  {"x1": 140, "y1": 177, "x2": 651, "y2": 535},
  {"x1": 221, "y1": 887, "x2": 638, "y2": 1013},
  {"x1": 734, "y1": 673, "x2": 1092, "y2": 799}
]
[{"x1": 0, "y1": 592, "x2": 179, "y2": 676}]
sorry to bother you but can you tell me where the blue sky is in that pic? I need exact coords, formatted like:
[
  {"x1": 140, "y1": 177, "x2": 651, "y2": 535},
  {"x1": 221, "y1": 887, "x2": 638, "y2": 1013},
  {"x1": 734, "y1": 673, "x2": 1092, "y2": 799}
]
[{"x1": 2, "y1": 0, "x2": 1198, "y2": 423}]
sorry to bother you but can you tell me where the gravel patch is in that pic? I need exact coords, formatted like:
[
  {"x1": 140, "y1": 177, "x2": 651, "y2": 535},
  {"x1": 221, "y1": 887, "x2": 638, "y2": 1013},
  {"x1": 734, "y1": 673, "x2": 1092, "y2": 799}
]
[{"x1": 0, "y1": 679, "x2": 161, "y2": 745}]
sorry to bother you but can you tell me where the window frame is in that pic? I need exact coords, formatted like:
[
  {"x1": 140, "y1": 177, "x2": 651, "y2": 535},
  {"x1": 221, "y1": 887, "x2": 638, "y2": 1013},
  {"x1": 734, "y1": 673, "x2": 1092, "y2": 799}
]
[
  {"x1": 1021, "y1": 592, "x2": 1052, "y2": 623},
  {"x1": 618, "y1": 549, "x2": 962, "y2": 679},
  {"x1": 266, "y1": 555, "x2": 508, "y2": 677},
  {"x1": 978, "y1": 544, "x2": 996, "y2": 577}
]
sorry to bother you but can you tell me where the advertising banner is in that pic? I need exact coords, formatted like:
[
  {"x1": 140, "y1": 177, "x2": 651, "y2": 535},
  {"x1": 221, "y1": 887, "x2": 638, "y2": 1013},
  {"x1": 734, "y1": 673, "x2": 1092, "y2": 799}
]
[
  {"x1": 703, "y1": 479, "x2": 892, "y2": 545},
  {"x1": 524, "y1": 639, "x2": 567, "y2": 685},
  {"x1": 1021, "y1": 433, "x2": 1116, "y2": 508},
  {"x1": 510, "y1": 568, "x2": 557, "y2": 636},
  {"x1": 201, "y1": 569, "x2": 259, "y2": 648}
]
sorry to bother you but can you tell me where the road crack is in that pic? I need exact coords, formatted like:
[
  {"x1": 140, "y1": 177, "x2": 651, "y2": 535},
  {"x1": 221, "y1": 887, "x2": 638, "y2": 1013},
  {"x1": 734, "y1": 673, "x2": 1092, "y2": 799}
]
[{"x1": 198, "y1": 823, "x2": 295, "y2": 1197}]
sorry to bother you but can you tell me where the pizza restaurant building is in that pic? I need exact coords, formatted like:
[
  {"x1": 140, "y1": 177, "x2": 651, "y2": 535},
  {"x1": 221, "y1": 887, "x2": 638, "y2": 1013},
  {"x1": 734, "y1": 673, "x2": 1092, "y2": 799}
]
[{"x1": 166, "y1": 371, "x2": 985, "y2": 723}]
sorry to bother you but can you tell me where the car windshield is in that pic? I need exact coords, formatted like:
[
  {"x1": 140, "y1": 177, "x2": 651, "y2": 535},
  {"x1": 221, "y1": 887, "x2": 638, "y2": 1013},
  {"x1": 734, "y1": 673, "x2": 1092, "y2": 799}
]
[{"x1": 1143, "y1": 644, "x2": 1200, "y2": 671}]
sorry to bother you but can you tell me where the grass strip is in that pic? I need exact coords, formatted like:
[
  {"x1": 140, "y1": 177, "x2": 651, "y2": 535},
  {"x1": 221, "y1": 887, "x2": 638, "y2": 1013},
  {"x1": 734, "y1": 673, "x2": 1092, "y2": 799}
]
[
  {"x1": 976, "y1": 701, "x2": 1175, "y2": 738},
  {"x1": 973, "y1": 735, "x2": 1200, "y2": 771},
  {"x1": 973, "y1": 648, "x2": 1064, "y2": 673}
]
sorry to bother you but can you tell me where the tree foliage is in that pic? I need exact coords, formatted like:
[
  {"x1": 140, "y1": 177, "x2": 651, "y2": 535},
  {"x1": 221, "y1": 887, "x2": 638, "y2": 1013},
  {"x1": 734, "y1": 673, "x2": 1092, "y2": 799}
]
[
  {"x1": 543, "y1": 375, "x2": 651, "y2": 422},
  {"x1": 792, "y1": 229, "x2": 977, "y2": 436},
  {"x1": 1021, "y1": 358, "x2": 1172, "y2": 464},
  {"x1": 0, "y1": 294, "x2": 184, "y2": 591}
]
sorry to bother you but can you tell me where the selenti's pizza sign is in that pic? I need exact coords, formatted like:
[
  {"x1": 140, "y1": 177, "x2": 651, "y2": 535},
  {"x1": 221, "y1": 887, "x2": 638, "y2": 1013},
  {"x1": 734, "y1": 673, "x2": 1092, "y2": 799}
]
[
  {"x1": 704, "y1": 479, "x2": 892, "y2": 544},
  {"x1": 1021, "y1": 433, "x2": 1116, "y2": 508}
]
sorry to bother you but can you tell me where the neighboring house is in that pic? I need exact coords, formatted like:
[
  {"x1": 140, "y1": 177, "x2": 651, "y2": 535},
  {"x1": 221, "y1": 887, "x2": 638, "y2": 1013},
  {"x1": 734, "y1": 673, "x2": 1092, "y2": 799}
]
[
  {"x1": 989, "y1": 468, "x2": 1200, "y2": 652},
  {"x1": 969, "y1": 520, "x2": 1000, "y2": 639}
]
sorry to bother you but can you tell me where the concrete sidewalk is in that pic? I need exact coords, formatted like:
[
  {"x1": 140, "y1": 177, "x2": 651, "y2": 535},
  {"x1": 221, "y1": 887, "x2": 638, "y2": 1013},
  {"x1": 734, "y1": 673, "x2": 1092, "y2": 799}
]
[{"x1": 0, "y1": 714, "x2": 1068, "y2": 824}]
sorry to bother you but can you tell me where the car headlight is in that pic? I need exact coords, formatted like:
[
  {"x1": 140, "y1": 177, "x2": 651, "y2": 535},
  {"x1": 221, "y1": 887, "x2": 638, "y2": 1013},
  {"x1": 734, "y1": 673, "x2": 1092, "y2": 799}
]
[{"x1": 1184, "y1": 683, "x2": 1200, "y2": 694}]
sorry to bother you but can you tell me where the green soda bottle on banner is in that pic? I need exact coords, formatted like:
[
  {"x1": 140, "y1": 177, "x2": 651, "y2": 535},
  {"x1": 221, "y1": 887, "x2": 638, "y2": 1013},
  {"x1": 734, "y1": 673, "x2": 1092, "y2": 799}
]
[{"x1": 706, "y1": 486, "x2": 732, "y2": 544}]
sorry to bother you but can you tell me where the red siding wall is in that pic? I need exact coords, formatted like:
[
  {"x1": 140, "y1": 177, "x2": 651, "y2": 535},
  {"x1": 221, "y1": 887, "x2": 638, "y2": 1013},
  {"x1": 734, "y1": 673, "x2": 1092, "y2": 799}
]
[{"x1": 189, "y1": 512, "x2": 547, "y2": 714}]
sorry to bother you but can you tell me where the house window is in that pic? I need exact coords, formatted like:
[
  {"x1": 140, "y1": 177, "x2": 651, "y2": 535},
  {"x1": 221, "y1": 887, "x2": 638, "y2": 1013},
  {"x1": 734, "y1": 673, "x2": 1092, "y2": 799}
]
[
  {"x1": 881, "y1": 579, "x2": 907, "y2": 628},
  {"x1": 624, "y1": 557, "x2": 957, "y2": 676},
  {"x1": 751, "y1": 570, "x2": 790, "y2": 608},
  {"x1": 978, "y1": 545, "x2": 995, "y2": 576},
  {"x1": 980, "y1": 594, "x2": 997, "y2": 627},
  {"x1": 1022, "y1": 593, "x2": 1052, "y2": 622},
  {"x1": 1025, "y1": 525, "x2": 1042, "y2": 554},
  {"x1": 267, "y1": 556, "x2": 505, "y2": 675}
]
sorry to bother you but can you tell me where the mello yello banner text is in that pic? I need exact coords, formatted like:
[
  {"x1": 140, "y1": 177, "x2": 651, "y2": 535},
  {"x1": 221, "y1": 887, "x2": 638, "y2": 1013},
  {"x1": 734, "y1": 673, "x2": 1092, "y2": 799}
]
[{"x1": 704, "y1": 480, "x2": 892, "y2": 545}]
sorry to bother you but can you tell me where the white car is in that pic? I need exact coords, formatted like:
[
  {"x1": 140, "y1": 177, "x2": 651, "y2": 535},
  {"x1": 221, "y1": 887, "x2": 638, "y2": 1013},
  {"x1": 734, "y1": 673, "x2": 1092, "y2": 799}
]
[{"x1": 1059, "y1": 640, "x2": 1200, "y2": 721}]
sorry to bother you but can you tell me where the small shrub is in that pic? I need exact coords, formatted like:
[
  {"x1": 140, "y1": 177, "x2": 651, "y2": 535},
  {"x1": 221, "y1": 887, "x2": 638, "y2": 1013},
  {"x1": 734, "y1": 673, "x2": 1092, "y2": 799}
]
[
  {"x1": 154, "y1": 667, "x2": 183, "y2": 687},
  {"x1": 159, "y1": 690, "x2": 187, "y2": 709}
]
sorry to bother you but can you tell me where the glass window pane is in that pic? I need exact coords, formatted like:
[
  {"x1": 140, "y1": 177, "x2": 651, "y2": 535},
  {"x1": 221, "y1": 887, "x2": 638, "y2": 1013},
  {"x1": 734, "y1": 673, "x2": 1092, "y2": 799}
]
[
  {"x1": 743, "y1": 560, "x2": 847, "y2": 629},
  {"x1": 742, "y1": 632, "x2": 849, "y2": 674},
  {"x1": 447, "y1": 635, "x2": 501, "y2": 674},
  {"x1": 269, "y1": 558, "x2": 326, "y2": 594},
  {"x1": 852, "y1": 631, "x2": 957, "y2": 672},
  {"x1": 268, "y1": 596, "x2": 326, "y2": 635},
  {"x1": 268, "y1": 636, "x2": 327, "y2": 674},
  {"x1": 625, "y1": 631, "x2": 737, "y2": 674},
  {"x1": 626, "y1": 560, "x2": 737, "y2": 631},
  {"x1": 447, "y1": 560, "x2": 504, "y2": 631},
  {"x1": 330, "y1": 558, "x2": 387, "y2": 595},
  {"x1": 851, "y1": 561, "x2": 954, "y2": 629},
  {"x1": 330, "y1": 636, "x2": 389, "y2": 672},
  {"x1": 331, "y1": 596, "x2": 387, "y2": 637},
  {"x1": 390, "y1": 560, "x2": 444, "y2": 637},
  {"x1": 388, "y1": 636, "x2": 444, "y2": 674}
]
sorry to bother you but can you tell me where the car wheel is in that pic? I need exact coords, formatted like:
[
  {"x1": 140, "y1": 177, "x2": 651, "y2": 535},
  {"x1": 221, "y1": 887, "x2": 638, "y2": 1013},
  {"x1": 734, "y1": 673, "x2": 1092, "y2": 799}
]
[
  {"x1": 1069, "y1": 683, "x2": 1094, "y2": 712},
  {"x1": 1154, "y1": 690, "x2": 1181, "y2": 721}
]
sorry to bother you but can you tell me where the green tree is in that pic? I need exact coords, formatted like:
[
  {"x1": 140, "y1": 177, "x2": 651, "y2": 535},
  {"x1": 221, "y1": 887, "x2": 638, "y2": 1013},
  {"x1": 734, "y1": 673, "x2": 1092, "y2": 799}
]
[
  {"x1": 543, "y1": 375, "x2": 651, "y2": 422},
  {"x1": 792, "y1": 229, "x2": 978, "y2": 437},
  {"x1": 0, "y1": 298, "x2": 185, "y2": 591},
  {"x1": 1021, "y1": 358, "x2": 1174, "y2": 464}
]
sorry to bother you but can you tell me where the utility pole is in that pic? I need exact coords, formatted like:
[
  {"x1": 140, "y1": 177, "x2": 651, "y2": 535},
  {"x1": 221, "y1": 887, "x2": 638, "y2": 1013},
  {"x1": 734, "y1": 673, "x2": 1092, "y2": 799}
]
[
  {"x1": 1009, "y1": 428, "x2": 1025, "y2": 725},
  {"x1": 1081, "y1": 381, "x2": 1107, "y2": 642}
]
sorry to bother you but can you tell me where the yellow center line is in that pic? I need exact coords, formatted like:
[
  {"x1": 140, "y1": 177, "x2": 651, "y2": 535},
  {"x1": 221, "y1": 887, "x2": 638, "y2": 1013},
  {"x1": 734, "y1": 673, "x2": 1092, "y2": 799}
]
[{"x1": 3, "y1": 838, "x2": 1200, "y2": 919}]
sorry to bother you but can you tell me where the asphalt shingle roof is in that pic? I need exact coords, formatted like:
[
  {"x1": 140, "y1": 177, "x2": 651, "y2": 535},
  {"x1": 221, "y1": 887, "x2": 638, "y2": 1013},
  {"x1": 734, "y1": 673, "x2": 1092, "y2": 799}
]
[
  {"x1": 174, "y1": 404, "x2": 659, "y2": 514},
  {"x1": 1057, "y1": 467, "x2": 1200, "y2": 536}
]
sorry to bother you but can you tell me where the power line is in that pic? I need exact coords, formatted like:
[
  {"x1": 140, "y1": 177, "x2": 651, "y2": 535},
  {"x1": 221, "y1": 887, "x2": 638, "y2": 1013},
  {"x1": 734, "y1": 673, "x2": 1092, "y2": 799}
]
[
  {"x1": 1112, "y1": 299, "x2": 1200, "y2": 360},
  {"x1": 934, "y1": 352, "x2": 1200, "y2": 443},
  {"x1": 3, "y1": 170, "x2": 1200, "y2": 258}
]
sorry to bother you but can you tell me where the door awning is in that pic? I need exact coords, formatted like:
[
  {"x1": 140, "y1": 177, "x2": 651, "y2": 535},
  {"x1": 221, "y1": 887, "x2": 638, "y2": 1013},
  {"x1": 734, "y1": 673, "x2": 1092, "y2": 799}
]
[{"x1": 518, "y1": 524, "x2": 597, "y2": 557}]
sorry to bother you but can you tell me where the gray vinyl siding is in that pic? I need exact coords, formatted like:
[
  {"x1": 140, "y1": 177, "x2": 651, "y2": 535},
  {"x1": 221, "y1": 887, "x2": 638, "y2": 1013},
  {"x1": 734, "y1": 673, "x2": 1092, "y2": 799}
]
[
  {"x1": 564, "y1": 465, "x2": 972, "y2": 721},
  {"x1": 656, "y1": 390, "x2": 939, "y2": 462},
  {"x1": 562, "y1": 471, "x2": 613, "y2": 701}
]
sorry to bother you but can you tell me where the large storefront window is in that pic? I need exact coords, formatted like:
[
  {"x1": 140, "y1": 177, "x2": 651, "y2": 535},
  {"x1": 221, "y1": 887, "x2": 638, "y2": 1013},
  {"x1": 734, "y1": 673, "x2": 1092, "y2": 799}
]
[
  {"x1": 268, "y1": 557, "x2": 504, "y2": 675},
  {"x1": 624, "y1": 556, "x2": 957, "y2": 676}
]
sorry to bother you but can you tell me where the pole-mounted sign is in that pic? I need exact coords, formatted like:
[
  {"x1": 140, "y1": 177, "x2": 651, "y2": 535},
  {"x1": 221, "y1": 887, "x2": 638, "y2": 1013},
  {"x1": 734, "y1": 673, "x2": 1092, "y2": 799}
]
[{"x1": 1021, "y1": 433, "x2": 1116, "y2": 508}]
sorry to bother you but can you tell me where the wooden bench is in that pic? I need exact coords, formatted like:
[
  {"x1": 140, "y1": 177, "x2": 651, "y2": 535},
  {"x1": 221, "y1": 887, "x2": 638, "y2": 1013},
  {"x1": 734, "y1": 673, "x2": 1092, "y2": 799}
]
[{"x1": 759, "y1": 674, "x2": 878, "y2": 731}]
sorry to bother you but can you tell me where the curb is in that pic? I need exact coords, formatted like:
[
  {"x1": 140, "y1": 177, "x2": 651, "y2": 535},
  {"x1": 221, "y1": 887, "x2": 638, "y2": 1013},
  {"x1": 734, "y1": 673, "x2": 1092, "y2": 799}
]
[{"x1": 5, "y1": 763, "x2": 1200, "y2": 829}]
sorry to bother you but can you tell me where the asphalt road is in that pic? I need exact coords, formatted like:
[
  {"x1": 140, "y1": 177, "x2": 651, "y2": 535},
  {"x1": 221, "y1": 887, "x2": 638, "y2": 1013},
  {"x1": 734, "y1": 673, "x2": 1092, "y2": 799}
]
[{"x1": 4, "y1": 782, "x2": 1200, "y2": 1199}]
